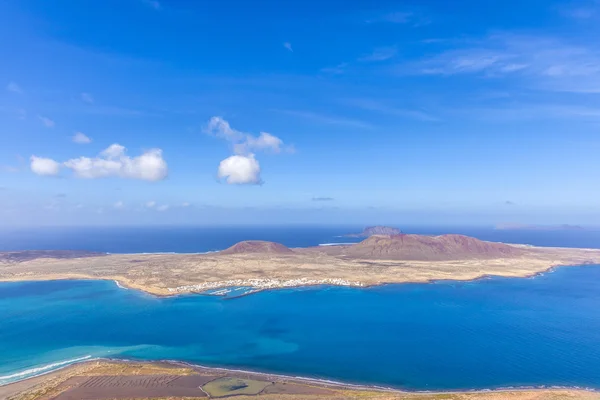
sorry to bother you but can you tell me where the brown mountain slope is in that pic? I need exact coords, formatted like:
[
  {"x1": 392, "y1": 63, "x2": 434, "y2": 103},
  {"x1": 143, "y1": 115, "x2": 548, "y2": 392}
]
[
  {"x1": 343, "y1": 234, "x2": 524, "y2": 260},
  {"x1": 218, "y1": 240, "x2": 295, "y2": 255}
]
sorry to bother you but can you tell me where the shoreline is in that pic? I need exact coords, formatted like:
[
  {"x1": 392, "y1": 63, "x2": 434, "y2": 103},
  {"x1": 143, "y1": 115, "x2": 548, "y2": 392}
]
[
  {"x1": 0, "y1": 261, "x2": 591, "y2": 298},
  {"x1": 2, "y1": 357, "x2": 598, "y2": 396}
]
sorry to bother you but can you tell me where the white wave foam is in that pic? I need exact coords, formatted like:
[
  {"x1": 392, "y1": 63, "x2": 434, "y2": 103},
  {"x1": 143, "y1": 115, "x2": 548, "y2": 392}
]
[
  {"x1": 318, "y1": 243, "x2": 355, "y2": 246},
  {"x1": 114, "y1": 280, "x2": 128, "y2": 290},
  {"x1": 0, "y1": 355, "x2": 92, "y2": 385}
]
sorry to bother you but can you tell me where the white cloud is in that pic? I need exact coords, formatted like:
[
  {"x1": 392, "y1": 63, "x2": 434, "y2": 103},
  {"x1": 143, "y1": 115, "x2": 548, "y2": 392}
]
[
  {"x1": 206, "y1": 117, "x2": 290, "y2": 185},
  {"x1": 80, "y1": 92, "x2": 94, "y2": 104},
  {"x1": 38, "y1": 116, "x2": 55, "y2": 128},
  {"x1": 63, "y1": 144, "x2": 168, "y2": 181},
  {"x1": 7, "y1": 82, "x2": 22, "y2": 94},
  {"x1": 283, "y1": 42, "x2": 293, "y2": 52},
  {"x1": 181, "y1": 202, "x2": 191, "y2": 207},
  {"x1": 218, "y1": 154, "x2": 261, "y2": 185},
  {"x1": 30, "y1": 156, "x2": 61, "y2": 176},
  {"x1": 145, "y1": 201, "x2": 156, "y2": 208},
  {"x1": 205, "y1": 117, "x2": 286, "y2": 154},
  {"x1": 156, "y1": 204, "x2": 170, "y2": 211},
  {"x1": 72, "y1": 132, "x2": 92, "y2": 144},
  {"x1": 113, "y1": 201, "x2": 125, "y2": 209}
]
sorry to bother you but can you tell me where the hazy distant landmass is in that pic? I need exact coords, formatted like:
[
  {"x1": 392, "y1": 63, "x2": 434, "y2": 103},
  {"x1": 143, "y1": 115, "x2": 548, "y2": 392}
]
[
  {"x1": 0, "y1": 250, "x2": 104, "y2": 263},
  {"x1": 344, "y1": 225, "x2": 402, "y2": 237},
  {"x1": 495, "y1": 223, "x2": 585, "y2": 231}
]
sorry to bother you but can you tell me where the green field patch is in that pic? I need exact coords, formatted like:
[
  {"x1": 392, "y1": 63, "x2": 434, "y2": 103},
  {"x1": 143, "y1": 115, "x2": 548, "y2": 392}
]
[{"x1": 202, "y1": 377, "x2": 270, "y2": 397}]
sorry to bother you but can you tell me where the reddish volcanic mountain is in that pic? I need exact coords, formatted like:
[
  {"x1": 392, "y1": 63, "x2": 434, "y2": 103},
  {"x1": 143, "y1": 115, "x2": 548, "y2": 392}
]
[
  {"x1": 219, "y1": 240, "x2": 295, "y2": 255},
  {"x1": 343, "y1": 234, "x2": 523, "y2": 261}
]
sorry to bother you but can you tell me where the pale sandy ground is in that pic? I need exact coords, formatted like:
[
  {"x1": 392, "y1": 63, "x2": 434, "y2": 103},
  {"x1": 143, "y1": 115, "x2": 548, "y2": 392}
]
[
  {"x1": 1, "y1": 245, "x2": 600, "y2": 295},
  {"x1": 1, "y1": 360, "x2": 598, "y2": 400}
]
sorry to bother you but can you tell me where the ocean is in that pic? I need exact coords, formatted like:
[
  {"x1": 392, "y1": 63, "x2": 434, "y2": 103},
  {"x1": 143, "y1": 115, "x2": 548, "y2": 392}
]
[
  {"x1": 1, "y1": 267, "x2": 600, "y2": 390},
  {"x1": 1, "y1": 225, "x2": 600, "y2": 253},
  {"x1": 1, "y1": 225, "x2": 600, "y2": 390}
]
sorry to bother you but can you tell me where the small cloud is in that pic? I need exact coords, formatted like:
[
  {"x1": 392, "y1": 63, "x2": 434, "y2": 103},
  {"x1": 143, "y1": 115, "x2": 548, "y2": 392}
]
[
  {"x1": 114, "y1": 201, "x2": 125, "y2": 209},
  {"x1": 205, "y1": 117, "x2": 292, "y2": 185},
  {"x1": 30, "y1": 156, "x2": 61, "y2": 176},
  {"x1": 38, "y1": 116, "x2": 55, "y2": 128},
  {"x1": 145, "y1": 201, "x2": 156, "y2": 208},
  {"x1": 156, "y1": 204, "x2": 170, "y2": 211},
  {"x1": 72, "y1": 132, "x2": 92, "y2": 144},
  {"x1": 283, "y1": 42, "x2": 293, "y2": 52},
  {"x1": 142, "y1": 0, "x2": 160, "y2": 9},
  {"x1": 63, "y1": 144, "x2": 168, "y2": 181},
  {"x1": 7, "y1": 82, "x2": 22, "y2": 94},
  {"x1": 205, "y1": 117, "x2": 287, "y2": 154},
  {"x1": 181, "y1": 202, "x2": 191, "y2": 207},
  {"x1": 218, "y1": 154, "x2": 262, "y2": 185},
  {"x1": 312, "y1": 197, "x2": 334, "y2": 201},
  {"x1": 55, "y1": 193, "x2": 67, "y2": 198},
  {"x1": 359, "y1": 46, "x2": 398, "y2": 62},
  {"x1": 505, "y1": 200, "x2": 516, "y2": 206},
  {"x1": 80, "y1": 92, "x2": 94, "y2": 104}
]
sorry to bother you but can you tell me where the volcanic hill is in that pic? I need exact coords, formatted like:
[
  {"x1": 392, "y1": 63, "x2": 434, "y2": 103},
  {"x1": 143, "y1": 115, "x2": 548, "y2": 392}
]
[
  {"x1": 218, "y1": 240, "x2": 295, "y2": 255},
  {"x1": 341, "y1": 234, "x2": 523, "y2": 261}
]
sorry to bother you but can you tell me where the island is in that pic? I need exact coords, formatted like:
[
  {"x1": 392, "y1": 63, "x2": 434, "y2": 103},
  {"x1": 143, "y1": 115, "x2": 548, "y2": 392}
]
[
  {"x1": 1, "y1": 360, "x2": 597, "y2": 400},
  {"x1": 344, "y1": 225, "x2": 402, "y2": 237},
  {"x1": 1, "y1": 233, "x2": 600, "y2": 296}
]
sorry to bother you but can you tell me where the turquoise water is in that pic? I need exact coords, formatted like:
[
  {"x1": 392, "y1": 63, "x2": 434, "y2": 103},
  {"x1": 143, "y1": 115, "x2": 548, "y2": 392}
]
[{"x1": 1, "y1": 266, "x2": 600, "y2": 390}]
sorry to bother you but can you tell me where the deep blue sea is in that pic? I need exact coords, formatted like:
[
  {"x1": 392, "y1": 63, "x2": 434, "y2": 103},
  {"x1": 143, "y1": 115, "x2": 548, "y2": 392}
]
[
  {"x1": 1, "y1": 225, "x2": 600, "y2": 253},
  {"x1": 1, "y1": 225, "x2": 600, "y2": 390}
]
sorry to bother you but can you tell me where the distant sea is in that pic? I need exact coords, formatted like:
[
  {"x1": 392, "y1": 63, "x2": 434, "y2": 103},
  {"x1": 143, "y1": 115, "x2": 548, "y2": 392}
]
[{"x1": 1, "y1": 225, "x2": 600, "y2": 253}]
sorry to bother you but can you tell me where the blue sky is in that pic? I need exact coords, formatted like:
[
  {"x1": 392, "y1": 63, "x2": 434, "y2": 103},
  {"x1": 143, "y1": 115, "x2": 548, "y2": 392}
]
[{"x1": 1, "y1": 0, "x2": 600, "y2": 226}]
